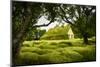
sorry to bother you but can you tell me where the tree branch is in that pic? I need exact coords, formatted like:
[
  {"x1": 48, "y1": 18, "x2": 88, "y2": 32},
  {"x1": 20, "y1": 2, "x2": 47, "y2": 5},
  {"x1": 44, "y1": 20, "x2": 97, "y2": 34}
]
[
  {"x1": 33, "y1": 19, "x2": 54, "y2": 28},
  {"x1": 59, "y1": 6, "x2": 74, "y2": 25}
]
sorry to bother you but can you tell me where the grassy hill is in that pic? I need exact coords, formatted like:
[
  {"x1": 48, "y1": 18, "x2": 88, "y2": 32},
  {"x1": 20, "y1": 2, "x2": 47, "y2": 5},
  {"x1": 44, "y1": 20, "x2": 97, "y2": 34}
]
[{"x1": 15, "y1": 39, "x2": 96, "y2": 66}]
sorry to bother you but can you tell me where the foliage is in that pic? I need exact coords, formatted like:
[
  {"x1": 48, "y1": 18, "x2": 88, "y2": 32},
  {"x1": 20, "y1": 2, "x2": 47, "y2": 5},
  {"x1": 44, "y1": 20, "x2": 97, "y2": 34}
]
[
  {"x1": 24, "y1": 28, "x2": 46, "y2": 40},
  {"x1": 43, "y1": 3, "x2": 96, "y2": 43},
  {"x1": 12, "y1": 1, "x2": 44, "y2": 60}
]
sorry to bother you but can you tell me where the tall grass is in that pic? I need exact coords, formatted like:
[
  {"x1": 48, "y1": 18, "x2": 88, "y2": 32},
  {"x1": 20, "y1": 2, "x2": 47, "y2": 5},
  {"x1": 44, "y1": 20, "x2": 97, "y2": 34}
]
[{"x1": 15, "y1": 39, "x2": 96, "y2": 65}]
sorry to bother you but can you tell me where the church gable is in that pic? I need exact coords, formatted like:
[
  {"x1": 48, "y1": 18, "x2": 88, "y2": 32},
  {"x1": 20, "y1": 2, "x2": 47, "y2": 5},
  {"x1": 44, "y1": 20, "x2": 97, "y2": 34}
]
[{"x1": 67, "y1": 28, "x2": 74, "y2": 39}]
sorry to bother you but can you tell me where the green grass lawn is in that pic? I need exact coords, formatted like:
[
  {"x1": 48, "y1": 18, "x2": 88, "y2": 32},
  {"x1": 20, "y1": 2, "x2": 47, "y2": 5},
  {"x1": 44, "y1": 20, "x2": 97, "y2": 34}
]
[{"x1": 15, "y1": 39, "x2": 96, "y2": 65}]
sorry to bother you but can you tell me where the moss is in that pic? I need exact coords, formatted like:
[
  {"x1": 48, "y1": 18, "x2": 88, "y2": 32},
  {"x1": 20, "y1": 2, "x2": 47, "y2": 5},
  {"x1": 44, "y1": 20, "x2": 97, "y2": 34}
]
[
  {"x1": 38, "y1": 51, "x2": 67, "y2": 63},
  {"x1": 56, "y1": 48, "x2": 83, "y2": 62},
  {"x1": 16, "y1": 40, "x2": 96, "y2": 65},
  {"x1": 69, "y1": 46, "x2": 96, "y2": 61},
  {"x1": 48, "y1": 42, "x2": 58, "y2": 45},
  {"x1": 22, "y1": 41, "x2": 34, "y2": 47},
  {"x1": 37, "y1": 44, "x2": 57, "y2": 49},
  {"x1": 16, "y1": 52, "x2": 39, "y2": 65},
  {"x1": 20, "y1": 47, "x2": 41, "y2": 52}
]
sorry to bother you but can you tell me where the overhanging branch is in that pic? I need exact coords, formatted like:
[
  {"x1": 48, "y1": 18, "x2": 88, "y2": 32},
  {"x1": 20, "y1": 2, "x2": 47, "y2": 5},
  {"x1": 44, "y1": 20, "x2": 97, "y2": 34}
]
[
  {"x1": 33, "y1": 19, "x2": 54, "y2": 28},
  {"x1": 59, "y1": 6, "x2": 74, "y2": 25}
]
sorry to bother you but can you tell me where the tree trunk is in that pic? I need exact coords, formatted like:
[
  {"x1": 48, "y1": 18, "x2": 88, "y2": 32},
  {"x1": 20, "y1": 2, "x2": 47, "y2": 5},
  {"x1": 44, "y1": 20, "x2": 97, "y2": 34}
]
[
  {"x1": 12, "y1": 38, "x2": 21, "y2": 66},
  {"x1": 12, "y1": 31, "x2": 25, "y2": 58},
  {"x1": 12, "y1": 6, "x2": 32, "y2": 66},
  {"x1": 83, "y1": 33, "x2": 88, "y2": 44},
  {"x1": 12, "y1": 30, "x2": 29, "y2": 66}
]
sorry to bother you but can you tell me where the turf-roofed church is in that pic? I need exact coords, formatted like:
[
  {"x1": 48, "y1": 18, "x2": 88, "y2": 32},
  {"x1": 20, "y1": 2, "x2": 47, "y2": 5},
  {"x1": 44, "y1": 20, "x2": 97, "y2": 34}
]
[{"x1": 41, "y1": 24, "x2": 74, "y2": 40}]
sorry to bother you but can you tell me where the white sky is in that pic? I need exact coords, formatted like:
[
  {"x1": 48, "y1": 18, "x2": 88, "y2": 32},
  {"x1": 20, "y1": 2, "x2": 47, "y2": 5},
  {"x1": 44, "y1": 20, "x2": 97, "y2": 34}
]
[{"x1": 36, "y1": 16, "x2": 68, "y2": 31}]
